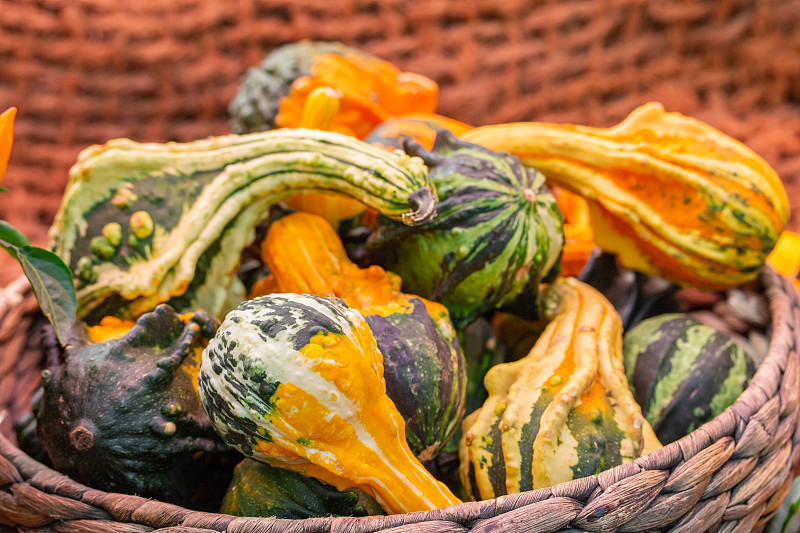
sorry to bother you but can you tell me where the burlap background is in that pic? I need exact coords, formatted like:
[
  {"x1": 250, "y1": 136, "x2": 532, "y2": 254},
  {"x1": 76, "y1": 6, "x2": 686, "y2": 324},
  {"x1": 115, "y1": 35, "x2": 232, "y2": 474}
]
[{"x1": 2, "y1": 0, "x2": 800, "y2": 286}]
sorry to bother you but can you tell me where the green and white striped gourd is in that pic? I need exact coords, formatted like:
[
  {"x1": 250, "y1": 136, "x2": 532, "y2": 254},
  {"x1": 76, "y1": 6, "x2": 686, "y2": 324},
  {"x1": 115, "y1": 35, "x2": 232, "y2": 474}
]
[
  {"x1": 623, "y1": 313, "x2": 756, "y2": 444},
  {"x1": 198, "y1": 293, "x2": 462, "y2": 515}
]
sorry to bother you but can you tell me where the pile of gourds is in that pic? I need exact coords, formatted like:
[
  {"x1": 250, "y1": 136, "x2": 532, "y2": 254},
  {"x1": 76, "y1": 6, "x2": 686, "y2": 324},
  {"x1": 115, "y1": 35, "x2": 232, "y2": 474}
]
[{"x1": 11, "y1": 40, "x2": 796, "y2": 518}]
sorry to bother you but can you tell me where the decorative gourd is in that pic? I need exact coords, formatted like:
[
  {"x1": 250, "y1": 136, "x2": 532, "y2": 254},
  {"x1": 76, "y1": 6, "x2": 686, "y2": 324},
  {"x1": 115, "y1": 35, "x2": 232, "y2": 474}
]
[
  {"x1": 553, "y1": 186, "x2": 596, "y2": 277},
  {"x1": 767, "y1": 230, "x2": 800, "y2": 295},
  {"x1": 256, "y1": 211, "x2": 467, "y2": 462},
  {"x1": 283, "y1": 86, "x2": 370, "y2": 226},
  {"x1": 35, "y1": 304, "x2": 237, "y2": 508},
  {"x1": 368, "y1": 132, "x2": 565, "y2": 328},
  {"x1": 198, "y1": 293, "x2": 463, "y2": 514},
  {"x1": 459, "y1": 278, "x2": 661, "y2": 501},
  {"x1": 221, "y1": 458, "x2": 383, "y2": 518},
  {"x1": 275, "y1": 53, "x2": 438, "y2": 140},
  {"x1": 461, "y1": 102, "x2": 790, "y2": 289},
  {"x1": 623, "y1": 313, "x2": 756, "y2": 444},
  {"x1": 48, "y1": 128, "x2": 436, "y2": 323},
  {"x1": 228, "y1": 41, "x2": 368, "y2": 134},
  {"x1": 229, "y1": 41, "x2": 438, "y2": 138},
  {"x1": 365, "y1": 113, "x2": 474, "y2": 151}
]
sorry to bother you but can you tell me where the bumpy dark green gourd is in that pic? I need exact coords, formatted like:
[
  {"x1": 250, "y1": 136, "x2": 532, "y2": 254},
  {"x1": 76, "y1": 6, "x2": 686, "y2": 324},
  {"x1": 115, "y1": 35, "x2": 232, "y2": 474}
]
[
  {"x1": 48, "y1": 129, "x2": 435, "y2": 323},
  {"x1": 221, "y1": 458, "x2": 384, "y2": 518},
  {"x1": 623, "y1": 313, "x2": 756, "y2": 444},
  {"x1": 367, "y1": 132, "x2": 564, "y2": 328},
  {"x1": 35, "y1": 305, "x2": 237, "y2": 508}
]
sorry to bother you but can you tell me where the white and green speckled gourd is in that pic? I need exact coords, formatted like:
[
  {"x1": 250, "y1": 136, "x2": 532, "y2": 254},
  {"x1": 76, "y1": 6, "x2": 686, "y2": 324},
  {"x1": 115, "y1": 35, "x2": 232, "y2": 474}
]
[{"x1": 197, "y1": 293, "x2": 462, "y2": 514}]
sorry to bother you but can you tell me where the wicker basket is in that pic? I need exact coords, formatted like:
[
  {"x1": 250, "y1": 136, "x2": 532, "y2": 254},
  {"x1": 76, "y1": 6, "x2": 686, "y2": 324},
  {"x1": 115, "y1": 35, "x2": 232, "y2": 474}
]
[
  {"x1": 0, "y1": 266, "x2": 797, "y2": 532},
  {"x1": 2, "y1": 1, "x2": 800, "y2": 531},
  {"x1": 2, "y1": 0, "x2": 800, "y2": 287}
]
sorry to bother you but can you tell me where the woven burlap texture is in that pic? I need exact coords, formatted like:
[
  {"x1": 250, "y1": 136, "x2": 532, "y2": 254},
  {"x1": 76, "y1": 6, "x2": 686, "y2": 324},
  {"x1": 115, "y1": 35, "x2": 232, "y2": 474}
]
[{"x1": 2, "y1": 0, "x2": 800, "y2": 285}]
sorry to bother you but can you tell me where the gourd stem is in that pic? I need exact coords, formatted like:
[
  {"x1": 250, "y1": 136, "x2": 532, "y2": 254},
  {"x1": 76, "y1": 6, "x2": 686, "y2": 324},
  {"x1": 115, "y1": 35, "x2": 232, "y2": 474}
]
[{"x1": 402, "y1": 187, "x2": 437, "y2": 226}]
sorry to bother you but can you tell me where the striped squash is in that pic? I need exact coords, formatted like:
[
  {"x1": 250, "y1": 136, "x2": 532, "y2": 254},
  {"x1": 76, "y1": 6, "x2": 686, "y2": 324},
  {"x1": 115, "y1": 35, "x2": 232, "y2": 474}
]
[
  {"x1": 623, "y1": 313, "x2": 756, "y2": 444},
  {"x1": 198, "y1": 293, "x2": 462, "y2": 514},
  {"x1": 459, "y1": 278, "x2": 661, "y2": 500},
  {"x1": 48, "y1": 129, "x2": 436, "y2": 323},
  {"x1": 461, "y1": 102, "x2": 790, "y2": 289},
  {"x1": 368, "y1": 131, "x2": 564, "y2": 328},
  {"x1": 255, "y1": 211, "x2": 467, "y2": 462}
]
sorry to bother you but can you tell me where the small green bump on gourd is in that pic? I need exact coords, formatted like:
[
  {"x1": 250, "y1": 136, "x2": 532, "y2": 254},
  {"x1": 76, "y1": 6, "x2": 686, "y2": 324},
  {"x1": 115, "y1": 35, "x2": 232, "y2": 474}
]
[
  {"x1": 90, "y1": 235, "x2": 116, "y2": 259},
  {"x1": 102, "y1": 222, "x2": 123, "y2": 247},
  {"x1": 549, "y1": 375, "x2": 563, "y2": 386},
  {"x1": 297, "y1": 437, "x2": 311, "y2": 445},
  {"x1": 130, "y1": 211, "x2": 154, "y2": 239},
  {"x1": 76, "y1": 256, "x2": 97, "y2": 283},
  {"x1": 494, "y1": 402, "x2": 506, "y2": 416}
]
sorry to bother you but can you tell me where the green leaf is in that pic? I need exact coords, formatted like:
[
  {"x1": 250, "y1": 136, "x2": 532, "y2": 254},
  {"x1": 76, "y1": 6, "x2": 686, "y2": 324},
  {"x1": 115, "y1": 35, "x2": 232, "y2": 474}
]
[
  {"x1": 0, "y1": 219, "x2": 31, "y2": 251},
  {"x1": 0, "y1": 221, "x2": 76, "y2": 345}
]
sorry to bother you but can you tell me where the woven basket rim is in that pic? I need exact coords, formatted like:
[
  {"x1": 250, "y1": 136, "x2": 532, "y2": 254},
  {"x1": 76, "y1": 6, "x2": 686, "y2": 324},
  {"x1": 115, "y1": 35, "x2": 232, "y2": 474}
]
[{"x1": 0, "y1": 265, "x2": 798, "y2": 531}]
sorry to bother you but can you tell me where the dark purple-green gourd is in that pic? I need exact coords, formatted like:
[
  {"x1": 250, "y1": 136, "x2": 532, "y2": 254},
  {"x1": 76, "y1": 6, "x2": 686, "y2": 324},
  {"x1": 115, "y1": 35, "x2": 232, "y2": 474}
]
[
  {"x1": 221, "y1": 458, "x2": 384, "y2": 518},
  {"x1": 35, "y1": 304, "x2": 238, "y2": 508},
  {"x1": 623, "y1": 313, "x2": 756, "y2": 444},
  {"x1": 367, "y1": 131, "x2": 564, "y2": 328},
  {"x1": 48, "y1": 129, "x2": 436, "y2": 324}
]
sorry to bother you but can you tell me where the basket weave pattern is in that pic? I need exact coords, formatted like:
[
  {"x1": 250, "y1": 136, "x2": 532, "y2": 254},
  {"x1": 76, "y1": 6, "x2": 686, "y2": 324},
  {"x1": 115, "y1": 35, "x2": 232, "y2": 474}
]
[
  {"x1": 2, "y1": 0, "x2": 800, "y2": 286},
  {"x1": 0, "y1": 267, "x2": 797, "y2": 532}
]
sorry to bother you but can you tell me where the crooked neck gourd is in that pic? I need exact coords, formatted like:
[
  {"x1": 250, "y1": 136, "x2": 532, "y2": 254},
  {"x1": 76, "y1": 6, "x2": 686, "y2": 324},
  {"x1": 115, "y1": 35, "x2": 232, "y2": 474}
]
[{"x1": 48, "y1": 129, "x2": 436, "y2": 323}]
